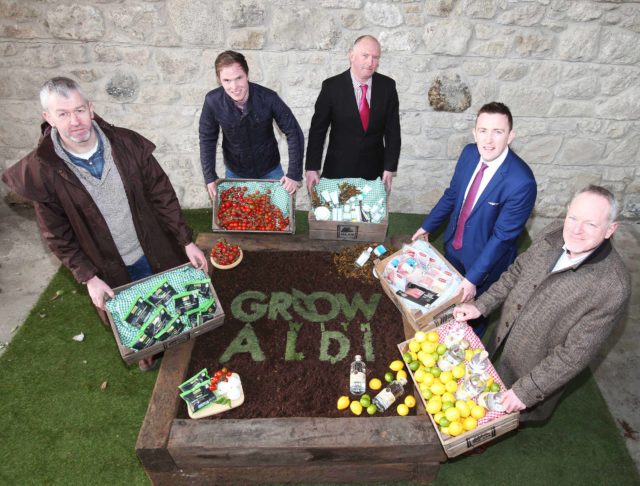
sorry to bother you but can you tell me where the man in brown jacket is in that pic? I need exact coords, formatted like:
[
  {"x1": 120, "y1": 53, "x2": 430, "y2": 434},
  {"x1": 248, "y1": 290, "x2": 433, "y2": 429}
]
[
  {"x1": 454, "y1": 185, "x2": 631, "y2": 423},
  {"x1": 2, "y1": 77, "x2": 208, "y2": 370}
]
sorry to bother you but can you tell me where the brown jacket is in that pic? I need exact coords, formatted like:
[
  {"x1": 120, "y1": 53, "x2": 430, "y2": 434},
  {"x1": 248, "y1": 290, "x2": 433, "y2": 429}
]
[
  {"x1": 476, "y1": 221, "x2": 631, "y2": 422},
  {"x1": 2, "y1": 115, "x2": 192, "y2": 287}
]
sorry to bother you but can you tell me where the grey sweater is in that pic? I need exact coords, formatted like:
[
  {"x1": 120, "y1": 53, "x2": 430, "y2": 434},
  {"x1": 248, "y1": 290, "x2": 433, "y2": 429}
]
[{"x1": 477, "y1": 221, "x2": 631, "y2": 422}]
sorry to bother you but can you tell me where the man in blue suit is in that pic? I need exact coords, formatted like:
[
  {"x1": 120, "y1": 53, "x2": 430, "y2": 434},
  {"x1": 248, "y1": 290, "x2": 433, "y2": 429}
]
[{"x1": 412, "y1": 102, "x2": 537, "y2": 337}]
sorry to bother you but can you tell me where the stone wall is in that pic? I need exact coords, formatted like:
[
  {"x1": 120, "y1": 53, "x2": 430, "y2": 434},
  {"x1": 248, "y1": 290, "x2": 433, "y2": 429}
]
[{"x1": 1, "y1": 0, "x2": 639, "y2": 219}]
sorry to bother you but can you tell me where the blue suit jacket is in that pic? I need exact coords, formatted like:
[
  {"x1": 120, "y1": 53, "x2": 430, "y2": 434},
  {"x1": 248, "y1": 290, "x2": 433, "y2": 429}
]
[{"x1": 422, "y1": 144, "x2": 537, "y2": 287}]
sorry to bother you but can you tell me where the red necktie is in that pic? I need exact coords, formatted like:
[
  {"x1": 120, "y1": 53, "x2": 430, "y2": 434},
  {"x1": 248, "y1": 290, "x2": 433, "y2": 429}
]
[
  {"x1": 452, "y1": 162, "x2": 488, "y2": 250},
  {"x1": 359, "y1": 84, "x2": 370, "y2": 131}
]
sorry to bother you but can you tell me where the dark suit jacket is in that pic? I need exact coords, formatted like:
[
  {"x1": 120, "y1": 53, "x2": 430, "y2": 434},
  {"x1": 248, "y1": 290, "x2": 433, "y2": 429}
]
[
  {"x1": 305, "y1": 69, "x2": 401, "y2": 180},
  {"x1": 421, "y1": 144, "x2": 537, "y2": 288}
]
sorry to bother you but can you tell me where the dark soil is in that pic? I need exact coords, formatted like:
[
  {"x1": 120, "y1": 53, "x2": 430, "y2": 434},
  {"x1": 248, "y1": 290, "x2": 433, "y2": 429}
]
[{"x1": 178, "y1": 250, "x2": 413, "y2": 419}]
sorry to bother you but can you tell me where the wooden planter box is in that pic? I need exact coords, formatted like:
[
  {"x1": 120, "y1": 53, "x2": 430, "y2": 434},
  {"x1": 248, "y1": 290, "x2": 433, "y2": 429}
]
[
  {"x1": 106, "y1": 264, "x2": 225, "y2": 365},
  {"x1": 136, "y1": 338, "x2": 446, "y2": 485},
  {"x1": 374, "y1": 245, "x2": 463, "y2": 333},
  {"x1": 397, "y1": 318, "x2": 519, "y2": 458},
  {"x1": 308, "y1": 211, "x2": 388, "y2": 242},
  {"x1": 212, "y1": 178, "x2": 296, "y2": 234}
]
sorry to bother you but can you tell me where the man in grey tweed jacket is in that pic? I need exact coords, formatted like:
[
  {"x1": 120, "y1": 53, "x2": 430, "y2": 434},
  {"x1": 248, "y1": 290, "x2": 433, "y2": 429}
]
[{"x1": 454, "y1": 185, "x2": 631, "y2": 423}]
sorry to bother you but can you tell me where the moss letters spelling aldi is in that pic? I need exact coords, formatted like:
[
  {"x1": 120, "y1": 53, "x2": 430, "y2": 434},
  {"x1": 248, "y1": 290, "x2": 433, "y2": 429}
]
[{"x1": 222, "y1": 290, "x2": 380, "y2": 364}]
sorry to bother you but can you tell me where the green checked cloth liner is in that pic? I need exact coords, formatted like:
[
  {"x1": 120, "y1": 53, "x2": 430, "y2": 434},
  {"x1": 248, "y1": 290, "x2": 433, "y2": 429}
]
[
  {"x1": 106, "y1": 266, "x2": 214, "y2": 349},
  {"x1": 315, "y1": 177, "x2": 387, "y2": 214},
  {"x1": 216, "y1": 180, "x2": 291, "y2": 217}
]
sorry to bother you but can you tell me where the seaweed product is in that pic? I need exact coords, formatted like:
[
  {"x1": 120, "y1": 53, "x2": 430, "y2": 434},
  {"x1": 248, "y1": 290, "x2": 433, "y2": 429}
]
[
  {"x1": 173, "y1": 292, "x2": 200, "y2": 315},
  {"x1": 153, "y1": 314, "x2": 184, "y2": 341},
  {"x1": 185, "y1": 280, "x2": 212, "y2": 300},
  {"x1": 143, "y1": 306, "x2": 174, "y2": 338},
  {"x1": 146, "y1": 280, "x2": 177, "y2": 307},
  {"x1": 129, "y1": 321, "x2": 155, "y2": 351},
  {"x1": 124, "y1": 297, "x2": 156, "y2": 327},
  {"x1": 179, "y1": 369, "x2": 210, "y2": 393},
  {"x1": 179, "y1": 381, "x2": 217, "y2": 413}
]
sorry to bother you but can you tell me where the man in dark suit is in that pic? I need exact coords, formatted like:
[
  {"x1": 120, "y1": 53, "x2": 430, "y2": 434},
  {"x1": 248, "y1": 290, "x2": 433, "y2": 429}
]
[
  {"x1": 305, "y1": 35, "x2": 401, "y2": 193},
  {"x1": 412, "y1": 102, "x2": 537, "y2": 337}
]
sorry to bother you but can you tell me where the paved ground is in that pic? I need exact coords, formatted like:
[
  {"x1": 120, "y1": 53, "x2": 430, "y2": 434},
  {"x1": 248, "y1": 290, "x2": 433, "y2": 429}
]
[{"x1": 0, "y1": 197, "x2": 638, "y2": 472}]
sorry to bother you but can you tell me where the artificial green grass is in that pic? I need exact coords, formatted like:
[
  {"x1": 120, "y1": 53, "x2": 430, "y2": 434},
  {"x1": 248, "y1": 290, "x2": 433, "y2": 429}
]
[{"x1": 0, "y1": 209, "x2": 637, "y2": 486}]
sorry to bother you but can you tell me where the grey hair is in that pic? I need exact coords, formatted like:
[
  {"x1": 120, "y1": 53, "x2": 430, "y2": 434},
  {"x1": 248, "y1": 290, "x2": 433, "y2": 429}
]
[
  {"x1": 573, "y1": 185, "x2": 619, "y2": 223},
  {"x1": 40, "y1": 77, "x2": 88, "y2": 111},
  {"x1": 352, "y1": 34, "x2": 380, "y2": 50}
]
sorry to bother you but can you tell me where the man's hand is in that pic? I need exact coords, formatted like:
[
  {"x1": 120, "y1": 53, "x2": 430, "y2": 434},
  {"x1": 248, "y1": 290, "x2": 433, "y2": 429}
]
[
  {"x1": 185, "y1": 242, "x2": 208, "y2": 272},
  {"x1": 457, "y1": 278, "x2": 477, "y2": 303},
  {"x1": 306, "y1": 170, "x2": 320, "y2": 193},
  {"x1": 86, "y1": 275, "x2": 114, "y2": 310},
  {"x1": 499, "y1": 389, "x2": 526, "y2": 413},
  {"x1": 382, "y1": 170, "x2": 394, "y2": 192},
  {"x1": 207, "y1": 181, "x2": 217, "y2": 200},
  {"x1": 453, "y1": 302, "x2": 482, "y2": 322},
  {"x1": 411, "y1": 228, "x2": 429, "y2": 242},
  {"x1": 280, "y1": 176, "x2": 299, "y2": 194}
]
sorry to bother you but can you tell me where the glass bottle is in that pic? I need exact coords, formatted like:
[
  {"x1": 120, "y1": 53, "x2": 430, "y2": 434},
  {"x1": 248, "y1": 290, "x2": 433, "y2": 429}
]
[
  {"x1": 437, "y1": 343, "x2": 465, "y2": 371},
  {"x1": 456, "y1": 373, "x2": 487, "y2": 401},
  {"x1": 349, "y1": 355, "x2": 366, "y2": 395},
  {"x1": 372, "y1": 378, "x2": 407, "y2": 412},
  {"x1": 477, "y1": 392, "x2": 505, "y2": 412}
]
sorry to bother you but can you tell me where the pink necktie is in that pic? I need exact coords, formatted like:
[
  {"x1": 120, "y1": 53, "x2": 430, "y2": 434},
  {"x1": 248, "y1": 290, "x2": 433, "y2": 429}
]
[
  {"x1": 452, "y1": 162, "x2": 488, "y2": 250},
  {"x1": 359, "y1": 84, "x2": 370, "y2": 131}
]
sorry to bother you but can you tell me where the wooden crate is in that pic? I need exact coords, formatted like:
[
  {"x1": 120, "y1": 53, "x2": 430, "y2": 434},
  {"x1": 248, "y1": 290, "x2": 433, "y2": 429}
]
[
  {"x1": 308, "y1": 210, "x2": 388, "y2": 242},
  {"x1": 397, "y1": 321, "x2": 519, "y2": 458},
  {"x1": 374, "y1": 244, "x2": 463, "y2": 332},
  {"x1": 106, "y1": 264, "x2": 225, "y2": 365},
  {"x1": 212, "y1": 178, "x2": 295, "y2": 234}
]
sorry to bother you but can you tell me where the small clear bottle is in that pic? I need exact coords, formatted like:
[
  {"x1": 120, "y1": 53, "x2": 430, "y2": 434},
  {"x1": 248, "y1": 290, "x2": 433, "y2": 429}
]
[
  {"x1": 372, "y1": 378, "x2": 407, "y2": 412},
  {"x1": 456, "y1": 373, "x2": 487, "y2": 401},
  {"x1": 477, "y1": 392, "x2": 505, "y2": 412},
  {"x1": 355, "y1": 247, "x2": 373, "y2": 267},
  {"x1": 349, "y1": 355, "x2": 367, "y2": 395},
  {"x1": 437, "y1": 343, "x2": 465, "y2": 371}
]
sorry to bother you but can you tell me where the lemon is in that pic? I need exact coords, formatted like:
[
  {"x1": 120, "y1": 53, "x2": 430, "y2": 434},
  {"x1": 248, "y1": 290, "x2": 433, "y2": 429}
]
[
  {"x1": 413, "y1": 369, "x2": 426, "y2": 383},
  {"x1": 369, "y1": 378, "x2": 382, "y2": 390},
  {"x1": 421, "y1": 388, "x2": 433, "y2": 400},
  {"x1": 473, "y1": 348, "x2": 483, "y2": 355},
  {"x1": 397, "y1": 403, "x2": 410, "y2": 416},
  {"x1": 426, "y1": 397, "x2": 442, "y2": 414},
  {"x1": 485, "y1": 376, "x2": 494, "y2": 388},
  {"x1": 408, "y1": 340, "x2": 422, "y2": 353},
  {"x1": 433, "y1": 411, "x2": 444, "y2": 423},
  {"x1": 448, "y1": 421, "x2": 464, "y2": 437},
  {"x1": 466, "y1": 399, "x2": 477, "y2": 410},
  {"x1": 350, "y1": 400, "x2": 363, "y2": 416},
  {"x1": 452, "y1": 363, "x2": 466, "y2": 379},
  {"x1": 389, "y1": 360, "x2": 405, "y2": 372},
  {"x1": 471, "y1": 405, "x2": 487, "y2": 419},
  {"x1": 455, "y1": 400, "x2": 470, "y2": 418},
  {"x1": 422, "y1": 372, "x2": 435, "y2": 386},
  {"x1": 337, "y1": 396, "x2": 350, "y2": 410},
  {"x1": 445, "y1": 407, "x2": 461, "y2": 422},
  {"x1": 396, "y1": 370, "x2": 408, "y2": 382},
  {"x1": 445, "y1": 380, "x2": 458, "y2": 393},
  {"x1": 440, "y1": 426, "x2": 450, "y2": 436},
  {"x1": 442, "y1": 392, "x2": 456, "y2": 404},
  {"x1": 410, "y1": 351, "x2": 418, "y2": 361},
  {"x1": 430, "y1": 382, "x2": 445, "y2": 396},
  {"x1": 426, "y1": 331, "x2": 440, "y2": 343},
  {"x1": 439, "y1": 371, "x2": 453, "y2": 384},
  {"x1": 420, "y1": 353, "x2": 436, "y2": 368},
  {"x1": 421, "y1": 341, "x2": 437, "y2": 354},
  {"x1": 404, "y1": 395, "x2": 417, "y2": 408},
  {"x1": 414, "y1": 331, "x2": 427, "y2": 343},
  {"x1": 463, "y1": 416, "x2": 478, "y2": 431},
  {"x1": 464, "y1": 349, "x2": 475, "y2": 361}
]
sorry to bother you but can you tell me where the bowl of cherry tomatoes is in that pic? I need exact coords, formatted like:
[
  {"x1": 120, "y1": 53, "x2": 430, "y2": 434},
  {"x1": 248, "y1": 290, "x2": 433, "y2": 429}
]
[{"x1": 210, "y1": 238, "x2": 243, "y2": 270}]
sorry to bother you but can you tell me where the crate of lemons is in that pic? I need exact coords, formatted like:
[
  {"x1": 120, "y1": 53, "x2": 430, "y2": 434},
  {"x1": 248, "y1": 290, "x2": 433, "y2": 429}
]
[
  {"x1": 336, "y1": 359, "x2": 417, "y2": 417},
  {"x1": 401, "y1": 329, "x2": 502, "y2": 437}
]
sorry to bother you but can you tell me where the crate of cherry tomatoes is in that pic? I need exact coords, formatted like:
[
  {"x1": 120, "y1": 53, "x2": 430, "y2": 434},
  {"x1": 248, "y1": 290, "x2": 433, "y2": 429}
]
[{"x1": 212, "y1": 179, "x2": 295, "y2": 234}]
